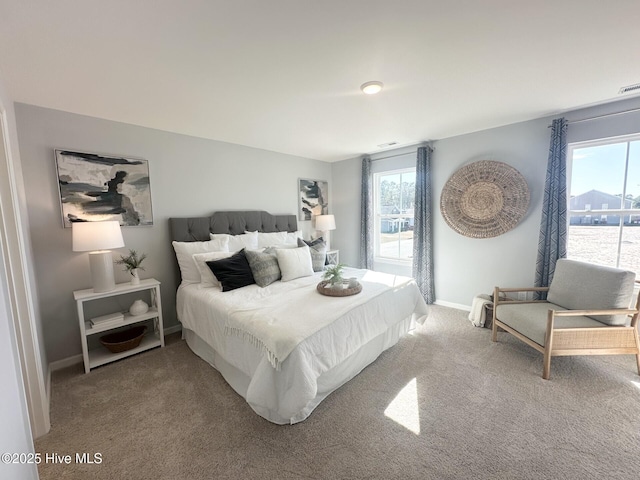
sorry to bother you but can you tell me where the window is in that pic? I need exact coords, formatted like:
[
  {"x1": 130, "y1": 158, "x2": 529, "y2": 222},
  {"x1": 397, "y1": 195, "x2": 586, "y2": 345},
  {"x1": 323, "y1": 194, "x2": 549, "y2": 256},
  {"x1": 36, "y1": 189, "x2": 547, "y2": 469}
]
[
  {"x1": 373, "y1": 168, "x2": 415, "y2": 262},
  {"x1": 568, "y1": 135, "x2": 640, "y2": 276}
]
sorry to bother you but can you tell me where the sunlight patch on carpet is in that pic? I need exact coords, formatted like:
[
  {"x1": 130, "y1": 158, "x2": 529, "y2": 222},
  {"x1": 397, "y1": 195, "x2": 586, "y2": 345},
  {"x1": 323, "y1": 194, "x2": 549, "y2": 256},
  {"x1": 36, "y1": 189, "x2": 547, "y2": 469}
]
[
  {"x1": 633, "y1": 381, "x2": 640, "y2": 391},
  {"x1": 384, "y1": 377, "x2": 420, "y2": 435}
]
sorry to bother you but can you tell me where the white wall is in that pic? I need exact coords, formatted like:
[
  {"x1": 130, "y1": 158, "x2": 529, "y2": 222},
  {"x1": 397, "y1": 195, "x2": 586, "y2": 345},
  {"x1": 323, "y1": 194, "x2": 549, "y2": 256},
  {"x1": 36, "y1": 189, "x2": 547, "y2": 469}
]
[
  {"x1": 431, "y1": 119, "x2": 550, "y2": 307},
  {"x1": 14, "y1": 103, "x2": 332, "y2": 364},
  {"x1": 332, "y1": 97, "x2": 640, "y2": 309},
  {"x1": 330, "y1": 155, "x2": 361, "y2": 269}
]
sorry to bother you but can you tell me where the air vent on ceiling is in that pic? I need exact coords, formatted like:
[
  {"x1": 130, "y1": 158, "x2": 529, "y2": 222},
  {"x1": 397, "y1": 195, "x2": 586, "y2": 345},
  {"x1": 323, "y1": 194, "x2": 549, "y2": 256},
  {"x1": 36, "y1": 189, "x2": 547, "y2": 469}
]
[
  {"x1": 619, "y1": 83, "x2": 640, "y2": 95},
  {"x1": 377, "y1": 141, "x2": 398, "y2": 148}
]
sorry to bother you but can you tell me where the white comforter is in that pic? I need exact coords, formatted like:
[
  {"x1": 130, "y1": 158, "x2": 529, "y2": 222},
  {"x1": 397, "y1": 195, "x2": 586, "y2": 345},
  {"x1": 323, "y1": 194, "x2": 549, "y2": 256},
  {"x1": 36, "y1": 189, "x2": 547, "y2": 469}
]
[{"x1": 177, "y1": 267, "x2": 428, "y2": 423}]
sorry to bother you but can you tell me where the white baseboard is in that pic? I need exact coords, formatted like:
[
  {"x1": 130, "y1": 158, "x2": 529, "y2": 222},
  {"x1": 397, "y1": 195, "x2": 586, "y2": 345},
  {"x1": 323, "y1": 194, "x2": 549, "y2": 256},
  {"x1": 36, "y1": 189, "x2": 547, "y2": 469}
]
[
  {"x1": 46, "y1": 366, "x2": 51, "y2": 403},
  {"x1": 49, "y1": 324, "x2": 183, "y2": 372},
  {"x1": 49, "y1": 354, "x2": 83, "y2": 372},
  {"x1": 434, "y1": 300, "x2": 471, "y2": 311},
  {"x1": 164, "y1": 324, "x2": 182, "y2": 335}
]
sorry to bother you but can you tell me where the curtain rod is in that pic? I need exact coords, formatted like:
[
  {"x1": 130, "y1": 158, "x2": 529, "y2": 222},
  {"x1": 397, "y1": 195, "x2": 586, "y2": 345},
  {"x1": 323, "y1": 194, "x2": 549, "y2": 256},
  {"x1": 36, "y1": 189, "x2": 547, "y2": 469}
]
[
  {"x1": 367, "y1": 142, "x2": 433, "y2": 161},
  {"x1": 549, "y1": 106, "x2": 640, "y2": 127},
  {"x1": 370, "y1": 151, "x2": 415, "y2": 161}
]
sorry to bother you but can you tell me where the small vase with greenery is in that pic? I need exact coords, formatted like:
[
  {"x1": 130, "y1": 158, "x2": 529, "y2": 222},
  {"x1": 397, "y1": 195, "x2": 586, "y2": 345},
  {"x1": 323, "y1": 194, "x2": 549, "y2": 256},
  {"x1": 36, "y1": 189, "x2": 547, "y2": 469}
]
[
  {"x1": 115, "y1": 249, "x2": 147, "y2": 285},
  {"x1": 323, "y1": 263, "x2": 345, "y2": 288}
]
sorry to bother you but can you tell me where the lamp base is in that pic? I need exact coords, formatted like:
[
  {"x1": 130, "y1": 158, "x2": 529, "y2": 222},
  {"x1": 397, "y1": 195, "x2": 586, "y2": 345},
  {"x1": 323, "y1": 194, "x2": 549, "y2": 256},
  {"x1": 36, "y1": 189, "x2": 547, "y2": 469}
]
[
  {"x1": 322, "y1": 230, "x2": 331, "y2": 251},
  {"x1": 89, "y1": 251, "x2": 116, "y2": 293}
]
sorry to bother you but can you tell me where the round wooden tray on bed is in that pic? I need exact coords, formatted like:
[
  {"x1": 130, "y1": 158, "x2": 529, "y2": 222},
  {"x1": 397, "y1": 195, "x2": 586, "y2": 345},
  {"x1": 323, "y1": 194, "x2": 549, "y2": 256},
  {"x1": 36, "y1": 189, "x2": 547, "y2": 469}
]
[{"x1": 316, "y1": 280, "x2": 362, "y2": 297}]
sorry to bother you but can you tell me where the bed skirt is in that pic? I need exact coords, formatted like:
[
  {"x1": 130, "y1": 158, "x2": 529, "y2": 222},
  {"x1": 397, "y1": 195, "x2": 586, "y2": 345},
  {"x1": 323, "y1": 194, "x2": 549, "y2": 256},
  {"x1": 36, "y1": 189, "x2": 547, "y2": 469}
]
[{"x1": 182, "y1": 315, "x2": 413, "y2": 424}]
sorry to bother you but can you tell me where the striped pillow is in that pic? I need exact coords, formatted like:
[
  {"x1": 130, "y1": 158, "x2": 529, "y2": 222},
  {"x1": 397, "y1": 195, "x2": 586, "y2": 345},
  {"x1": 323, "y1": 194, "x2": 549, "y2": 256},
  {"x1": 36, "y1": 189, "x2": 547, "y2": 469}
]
[
  {"x1": 297, "y1": 238, "x2": 327, "y2": 272},
  {"x1": 245, "y1": 249, "x2": 281, "y2": 287}
]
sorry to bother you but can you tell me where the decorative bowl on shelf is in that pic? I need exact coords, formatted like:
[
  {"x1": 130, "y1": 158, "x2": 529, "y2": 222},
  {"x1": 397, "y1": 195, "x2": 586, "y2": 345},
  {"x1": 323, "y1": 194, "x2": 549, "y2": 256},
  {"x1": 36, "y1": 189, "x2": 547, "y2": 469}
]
[
  {"x1": 100, "y1": 326, "x2": 147, "y2": 353},
  {"x1": 129, "y1": 299, "x2": 149, "y2": 316}
]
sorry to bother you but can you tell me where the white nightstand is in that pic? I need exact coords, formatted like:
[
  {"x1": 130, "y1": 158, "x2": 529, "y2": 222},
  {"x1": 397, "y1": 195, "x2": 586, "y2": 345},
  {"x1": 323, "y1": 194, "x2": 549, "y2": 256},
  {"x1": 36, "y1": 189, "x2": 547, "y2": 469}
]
[
  {"x1": 74, "y1": 278, "x2": 165, "y2": 373},
  {"x1": 326, "y1": 249, "x2": 339, "y2": 265}
]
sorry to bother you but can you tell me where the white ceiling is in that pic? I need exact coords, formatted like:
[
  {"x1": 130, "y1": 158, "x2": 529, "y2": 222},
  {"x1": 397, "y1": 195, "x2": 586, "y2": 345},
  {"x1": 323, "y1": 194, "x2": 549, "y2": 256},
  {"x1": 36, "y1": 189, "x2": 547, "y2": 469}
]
[{"x1": 1, "y1": 1, "x2": 640, "y2": 162}]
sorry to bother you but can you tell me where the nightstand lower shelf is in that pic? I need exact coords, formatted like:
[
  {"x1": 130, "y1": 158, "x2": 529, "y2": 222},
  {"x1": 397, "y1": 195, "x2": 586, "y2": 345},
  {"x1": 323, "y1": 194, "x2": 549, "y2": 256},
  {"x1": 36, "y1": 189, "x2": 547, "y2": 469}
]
[
  {"x1": 88, "y1": 333, "x2": 162, "y2": 370},
  {"x1": 84, "y1": 307, "x2": 160, "y2": 335}
]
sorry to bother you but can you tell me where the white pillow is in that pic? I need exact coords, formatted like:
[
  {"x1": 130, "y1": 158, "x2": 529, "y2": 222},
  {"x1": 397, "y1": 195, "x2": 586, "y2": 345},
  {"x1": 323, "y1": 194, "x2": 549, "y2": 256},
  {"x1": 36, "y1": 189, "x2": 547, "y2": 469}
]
[
  {"x1": 276, "y1": 245, "x2": 314, "y2": 282},
  {"x1": 287, "y1": 230, "x2": 303, "y2": 245},
  {"x1": 193, "y1": 251, "x2": 234, "y2": 289},
  {"x1": 210, "y1": 231, "x2": 259, "y2": 251},
  {"x1": 172, "y1": 237, "x2": 229, "y2": 284},
  {"x1": 248, "y1": 230, "x2": 302, "y2": 248},
  {"x1": 264, "y1": 245, "x2": 297, "y2": 253}
]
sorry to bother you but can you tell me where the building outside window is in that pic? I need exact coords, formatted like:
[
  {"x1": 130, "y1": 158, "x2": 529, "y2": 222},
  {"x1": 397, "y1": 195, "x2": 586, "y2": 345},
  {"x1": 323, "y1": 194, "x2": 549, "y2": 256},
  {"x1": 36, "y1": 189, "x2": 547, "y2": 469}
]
[
  {"x1": 567, "y1": 134, "x2": 640, "y2": 276},
  {"x1": 373, "y1": 168, "x2": 416, "y2": 262}
]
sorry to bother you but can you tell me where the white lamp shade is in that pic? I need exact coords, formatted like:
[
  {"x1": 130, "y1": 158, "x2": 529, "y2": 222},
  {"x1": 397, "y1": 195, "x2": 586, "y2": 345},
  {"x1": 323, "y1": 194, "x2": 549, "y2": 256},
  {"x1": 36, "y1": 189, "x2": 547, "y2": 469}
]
[
  {"x1": 315, "y1": 215, "x2": 336, "y2": 232},
  {"x1": 72, "y1": 221, "x2": 124, "y2": 252}
]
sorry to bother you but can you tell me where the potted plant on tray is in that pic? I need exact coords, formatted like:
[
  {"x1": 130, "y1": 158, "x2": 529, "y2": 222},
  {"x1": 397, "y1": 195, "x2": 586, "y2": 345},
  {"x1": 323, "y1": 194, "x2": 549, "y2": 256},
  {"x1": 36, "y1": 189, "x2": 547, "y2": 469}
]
[
  {"x1": 323, "y1": 263, "x2": 345, "y2": 288},
  {"x1": 115, "y1": 249, "x2": 147, "y2": 285}
]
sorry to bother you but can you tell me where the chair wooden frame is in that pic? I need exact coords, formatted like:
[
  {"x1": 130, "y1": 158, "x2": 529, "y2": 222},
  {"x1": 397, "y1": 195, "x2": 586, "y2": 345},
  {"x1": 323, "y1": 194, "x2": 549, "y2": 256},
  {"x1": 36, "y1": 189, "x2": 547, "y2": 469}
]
[{"x1": 491, "y1": 286, "x2": 640, "y2": 379}]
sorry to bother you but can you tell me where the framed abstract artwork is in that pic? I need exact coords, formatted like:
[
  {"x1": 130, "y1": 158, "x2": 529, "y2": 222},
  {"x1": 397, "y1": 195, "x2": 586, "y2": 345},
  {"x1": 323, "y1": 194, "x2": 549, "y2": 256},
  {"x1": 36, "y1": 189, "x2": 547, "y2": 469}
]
[
  {"x1": 298, "y1": 178, "x2": 328, "y2": 221},
  {"x1": 55, "y1": 150, "x2": 154, "y2": 227}
]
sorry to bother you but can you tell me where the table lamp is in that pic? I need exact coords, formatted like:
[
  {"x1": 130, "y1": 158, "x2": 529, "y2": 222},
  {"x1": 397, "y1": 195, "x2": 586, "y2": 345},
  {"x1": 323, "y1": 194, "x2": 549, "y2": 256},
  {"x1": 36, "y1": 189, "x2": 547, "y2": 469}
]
[
  {"x1": 72, "y1": 221, "x2": 124, "y2": 292},
  {"x1": 315, "y1": 214, "x2": 336, "y2": 250}
]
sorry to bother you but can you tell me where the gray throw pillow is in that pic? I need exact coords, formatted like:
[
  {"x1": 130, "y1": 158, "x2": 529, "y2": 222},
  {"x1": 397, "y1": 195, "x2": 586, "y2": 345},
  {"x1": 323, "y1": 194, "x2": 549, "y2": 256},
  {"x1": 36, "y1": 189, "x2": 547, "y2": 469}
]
[
  {"x1": 297, "y1": 238, "x2": 327, "y2": 272},
  {"x1": 245, "y1": 249, "x2": 281, "y2": 287}
]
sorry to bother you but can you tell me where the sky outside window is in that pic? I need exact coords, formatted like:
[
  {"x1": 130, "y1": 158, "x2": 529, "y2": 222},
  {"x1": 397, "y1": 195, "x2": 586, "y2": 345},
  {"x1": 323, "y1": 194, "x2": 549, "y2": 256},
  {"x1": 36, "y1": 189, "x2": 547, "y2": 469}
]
[
  {"x1": 571, "y1": 140, "x2": 640, "y2": 204},
  {"x1": 570, "y1": 143, "x2": 628, "y2": 200}
]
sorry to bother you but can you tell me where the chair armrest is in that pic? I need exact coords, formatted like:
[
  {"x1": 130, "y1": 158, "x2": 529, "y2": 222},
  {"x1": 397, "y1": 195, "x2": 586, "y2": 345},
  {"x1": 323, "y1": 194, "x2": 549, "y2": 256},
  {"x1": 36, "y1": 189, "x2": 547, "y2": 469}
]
[
  {"x1": 551, "y1": 308, "x2": 638, "y2": 318},
  {"x1": 547, "y1": 307, "x2": 638, "y2": 337},
  {"x1": 497, "y1": 300, "x2": 550, "y2": 305},
  {"x1": 497, "y1": 287, "x2": 550, "y2": 293},
  {"x1": 493, "y1": 286, "x2": 549, "y2": 305}
]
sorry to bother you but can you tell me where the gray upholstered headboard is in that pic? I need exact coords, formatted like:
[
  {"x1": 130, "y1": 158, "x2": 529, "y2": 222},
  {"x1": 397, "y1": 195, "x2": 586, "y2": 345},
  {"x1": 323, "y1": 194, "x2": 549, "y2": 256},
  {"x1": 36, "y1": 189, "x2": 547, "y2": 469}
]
[{"x1": 169, "y1": 210, "x2": 298, "y2": 242}]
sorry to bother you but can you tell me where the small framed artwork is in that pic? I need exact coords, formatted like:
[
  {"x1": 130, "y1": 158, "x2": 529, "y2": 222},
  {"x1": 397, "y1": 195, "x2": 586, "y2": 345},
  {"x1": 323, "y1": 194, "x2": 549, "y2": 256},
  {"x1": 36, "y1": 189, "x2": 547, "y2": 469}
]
[
  {"x1": 55, "y1": 149, "x2": 154, "y2": 227},
  {"x1": 298, "y1": 178, "x2": 328, "y2": 221}
]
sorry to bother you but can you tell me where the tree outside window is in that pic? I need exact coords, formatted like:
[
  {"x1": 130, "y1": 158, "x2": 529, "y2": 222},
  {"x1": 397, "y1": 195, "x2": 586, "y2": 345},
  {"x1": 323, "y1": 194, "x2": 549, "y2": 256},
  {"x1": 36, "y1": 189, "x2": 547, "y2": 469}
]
[{"x1": 374, "y1": 169, "x2": 415, "y2": 261}]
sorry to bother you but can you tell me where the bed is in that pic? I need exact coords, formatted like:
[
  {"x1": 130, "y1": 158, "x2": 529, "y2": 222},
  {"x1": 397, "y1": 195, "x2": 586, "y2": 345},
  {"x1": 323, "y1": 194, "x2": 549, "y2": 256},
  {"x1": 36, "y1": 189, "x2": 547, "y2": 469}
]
[{"x1": 170, "y1": 210, "x2": 429, "y2": 424}]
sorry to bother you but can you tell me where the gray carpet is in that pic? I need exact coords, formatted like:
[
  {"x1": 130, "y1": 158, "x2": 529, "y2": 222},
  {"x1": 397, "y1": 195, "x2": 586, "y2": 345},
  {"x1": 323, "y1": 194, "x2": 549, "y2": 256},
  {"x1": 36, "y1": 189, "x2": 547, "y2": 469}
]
[{"x1": 36, "y1": 306, "x2": 640, "y2": 480}]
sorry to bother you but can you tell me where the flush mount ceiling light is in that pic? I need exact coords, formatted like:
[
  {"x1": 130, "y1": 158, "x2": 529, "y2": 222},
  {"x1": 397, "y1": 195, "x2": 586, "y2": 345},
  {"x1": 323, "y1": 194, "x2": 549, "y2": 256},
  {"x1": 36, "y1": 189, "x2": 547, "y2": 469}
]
[{"x1": 361, "y1": 81, "x2": 384, "y2": 95}]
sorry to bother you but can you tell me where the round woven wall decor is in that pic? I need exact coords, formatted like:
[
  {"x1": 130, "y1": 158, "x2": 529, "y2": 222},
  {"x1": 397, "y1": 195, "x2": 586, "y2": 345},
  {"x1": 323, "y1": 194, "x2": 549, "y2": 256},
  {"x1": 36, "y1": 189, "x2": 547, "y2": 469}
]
[{"x1": 440, "y1": 160, "x2": 529, "y2": 238}]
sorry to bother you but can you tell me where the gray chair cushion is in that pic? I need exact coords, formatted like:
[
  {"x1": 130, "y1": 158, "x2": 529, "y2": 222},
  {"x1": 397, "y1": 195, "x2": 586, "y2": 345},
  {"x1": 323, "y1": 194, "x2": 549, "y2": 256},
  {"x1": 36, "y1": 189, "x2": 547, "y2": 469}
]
[
  {"x1": 547, "y1": 259, "x2": 636, "y2": 326},
  {"x1": 496, "y1": 302, "x2": 608, "y2": 346}
]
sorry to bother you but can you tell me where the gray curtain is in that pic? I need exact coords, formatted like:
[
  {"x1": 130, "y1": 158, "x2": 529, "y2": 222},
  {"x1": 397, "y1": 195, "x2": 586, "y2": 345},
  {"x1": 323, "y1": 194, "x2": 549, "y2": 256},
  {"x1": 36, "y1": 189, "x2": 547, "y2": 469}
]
[
  {"x1": 412, "y1": 146, "x2": 435, "y2": 303},
  {"x1": 535, "y1": 118, "x2": 568, "y2": 290},
  {"x1": 360, "y1": 156, "x2": 373, "y2": 269}
]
